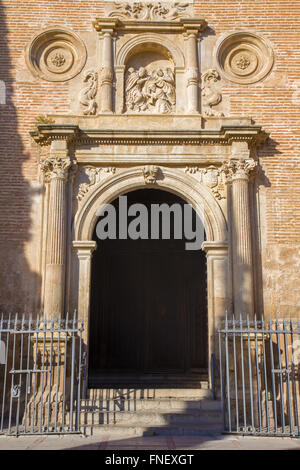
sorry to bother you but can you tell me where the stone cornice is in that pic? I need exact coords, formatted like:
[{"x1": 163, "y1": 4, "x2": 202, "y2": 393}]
[
  {"x1": 31, "y1": 123, "x2": 269, "y2": 148},
  {"x1": 30, "y1": 124, "x2": 79, "y2": 146},
  {"x1": 93, "y1": 17, "x2": 207, "y2": 34}
]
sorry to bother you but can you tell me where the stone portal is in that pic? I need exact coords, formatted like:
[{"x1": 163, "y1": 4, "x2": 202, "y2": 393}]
[{"x1": 88, "y1": 189, "x2": 208, "y2": 386}]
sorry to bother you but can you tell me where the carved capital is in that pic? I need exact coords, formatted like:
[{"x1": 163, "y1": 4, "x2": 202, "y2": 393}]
[
  {"x1": 221, "y1": 159, "x2": 257, "y2": 183},
  {"x1": 143, "y1": 165, "x2": 160, "y2": 184},
  {"x1": 40, "y1": 156, "x2": 72, "y2": 182}
]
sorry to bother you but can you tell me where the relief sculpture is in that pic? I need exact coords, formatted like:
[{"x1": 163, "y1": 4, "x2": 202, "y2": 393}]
[
  {"x1": 107, "y1": 2, "x2": 192, "y2": 21},
  {"x1": 126, "y1": 67, "x2": 175, "y2": 113},
  {"x1": 79, "y1": 70, "x2": 98, "y2": 115}
]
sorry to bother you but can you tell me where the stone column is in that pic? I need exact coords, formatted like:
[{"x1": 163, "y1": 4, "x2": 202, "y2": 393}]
[
  {"x1": 72, "y1": 241, "x2": 97, "y2": 341},
  {"x1": 100, "y1": 30, "x2": 114, "y2": 113},
  {"x1": 40, "y1": 141, "x2": 71, "y2": 319},
  {"x1": 185, "y1": 31, "x2": 199, "y2": 113},
  {"x1": 222, "y1": 153, "x2": 257, "y2": 317},
  {"x1": 202, "y1": 242, "x2": 229, "y2": 391}
]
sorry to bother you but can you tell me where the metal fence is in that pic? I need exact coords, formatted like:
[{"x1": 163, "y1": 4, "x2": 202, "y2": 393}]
[
  {"x1": 0, "y1": 313, "x2": 84, "y2": 436},
  {"x1": 218, "y1": 316, "x2": 300, "y2": 437}
]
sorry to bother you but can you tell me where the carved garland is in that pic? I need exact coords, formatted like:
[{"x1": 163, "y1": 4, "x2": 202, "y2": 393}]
[{"x1": 107, "y1": 2, "x2": 192, "y2": 20}]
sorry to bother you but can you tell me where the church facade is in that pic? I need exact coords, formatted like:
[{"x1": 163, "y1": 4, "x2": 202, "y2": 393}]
[{"x1": 0, "y1": 1, "x2": 299, "y2": 389}]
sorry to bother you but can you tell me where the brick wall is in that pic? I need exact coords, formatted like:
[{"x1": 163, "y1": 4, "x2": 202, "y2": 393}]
[{"x1": 0, "y1": 0, "x2": 299, "y2": 314}]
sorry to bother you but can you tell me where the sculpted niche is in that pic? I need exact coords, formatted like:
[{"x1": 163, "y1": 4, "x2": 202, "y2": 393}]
[
  {"x1": 124, "y1": 43, "x2": 176, "y2": 114},
  {"x1": 126, "y1": 66, "x2": 175, "y2": 113}
]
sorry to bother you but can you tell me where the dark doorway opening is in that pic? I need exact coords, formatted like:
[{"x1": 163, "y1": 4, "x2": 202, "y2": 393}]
[{"x1": 88, "y1": 189, "x2": 207, "y2": 387}]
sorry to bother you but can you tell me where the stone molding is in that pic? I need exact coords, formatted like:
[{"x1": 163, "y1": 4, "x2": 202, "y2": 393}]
[
  {"x1": 25, "y1": 27, "x2": 87, "y2": 82},
  {"x1": 72, "y1": 240, "x2": 97, "y2": 259},
  {"x1": 115, "y1": 33, "x2": 185, "y2": 69},
  {"x1": 215, "y1": 31, "x2": 274, "y2": 85},
  {"x1": 73, "y1": 165, "x2": 228, "y2": 243},
  {"x1": 93, "y1": 17, "x2": 207, "y2": 35},
  {"x1": 31, "y1": 123, "x2": 269, "y2": 148}
]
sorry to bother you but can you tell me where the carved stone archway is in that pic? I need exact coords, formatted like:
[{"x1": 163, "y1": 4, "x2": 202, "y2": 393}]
[{"x1": 71, "y1": 166, "x2": 229, "y2": 370}]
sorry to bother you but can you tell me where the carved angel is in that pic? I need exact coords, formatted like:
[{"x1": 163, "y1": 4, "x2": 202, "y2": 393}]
[
  {"x1": 126, "y1": 67, "x2": 148, "y2": 111},
  {"x1": 146, "y1": 68, "x2": 175, "y2": 113}
]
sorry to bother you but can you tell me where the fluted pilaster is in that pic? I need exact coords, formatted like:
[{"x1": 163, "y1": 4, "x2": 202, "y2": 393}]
[
  {"x1": 40, "y1": 152, "x2": 71, "y2": 318},
  {"x1": 222, "y1": 158, "x2": 257, "y2": 316}
]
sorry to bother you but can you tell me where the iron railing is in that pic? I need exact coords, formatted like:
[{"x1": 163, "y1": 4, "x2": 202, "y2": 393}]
[
  {"x1": 218, "y1": 315, "x2": 300, "y2": 437},
  {"x1": 0, "y1": 312, "x2": 84, "y2": 436}
]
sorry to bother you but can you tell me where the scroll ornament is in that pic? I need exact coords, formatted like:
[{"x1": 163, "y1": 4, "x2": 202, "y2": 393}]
[
  {"x1": 77, "y1": 167, "x2": 116, "y2": 201},
  {"x1": 79, "y1": 70, "x2": 98, "y2": 115},
  {"x1": 107, "y1": 2, "x2": 192, "y2": 21},
  {"x1": 201, "y1": 69, "x2": 224, "y2": 117}
]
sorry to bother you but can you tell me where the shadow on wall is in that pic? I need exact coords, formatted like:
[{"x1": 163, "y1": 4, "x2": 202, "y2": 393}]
[{"x1": 0, "y1": 0, "x2": 41, "y2": 313}]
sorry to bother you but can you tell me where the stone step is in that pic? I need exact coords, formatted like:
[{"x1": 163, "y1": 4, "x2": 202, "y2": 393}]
[
  {"x1": 81, "y1": 398, "x2": 221, "y2": 412},
  {"x1": 86, "y1": 387, "x2": 211, "y2": 400},
  {"x1": 82, "y1": 422, "x2": 223, "y2": 437},
  {"x1": 79, "y1": 408, "x2": 223, "y2": 426}
]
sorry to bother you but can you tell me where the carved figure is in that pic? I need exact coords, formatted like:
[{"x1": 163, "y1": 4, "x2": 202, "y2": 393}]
[
  {"x1": 126, "y1": 67, "x2": 149, "y2": 111},
  {"x1": 79, "y1": 70, "x2": 98, "y2": 115},
  {"x1": 126, "y1": 67, "x2": 175, "y2": 113},
  {"x1": 201, "y1": 69, "x2": 224, "y2": 117}
]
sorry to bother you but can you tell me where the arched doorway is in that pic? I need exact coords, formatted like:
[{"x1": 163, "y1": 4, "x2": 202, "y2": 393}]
[{"x1": 88, "y1": 189, "x2": 208, "y2": 387}]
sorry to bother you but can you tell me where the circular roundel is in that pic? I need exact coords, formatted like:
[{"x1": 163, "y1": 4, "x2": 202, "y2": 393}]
[
  {"x1": 215, "y1": 32, "x2": 274, "y2": 84},
  {"x1": 25, "y1": 27, "x2": 87, "y2": 82}
]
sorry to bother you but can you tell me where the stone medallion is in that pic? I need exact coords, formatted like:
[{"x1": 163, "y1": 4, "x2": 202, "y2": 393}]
[
  {"x1": 215, "y1": 32, "x2": 274, "y2": 84},
  {"x1": 25, "y1": 27, "x2": 87, "y2": 82}
]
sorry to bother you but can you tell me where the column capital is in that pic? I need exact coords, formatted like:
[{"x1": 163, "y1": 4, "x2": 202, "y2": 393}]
[
  {"x1": 40, "y1": 155, "x2": 72, "y2": 182},
  {"x1": 181, "y1": 19, "x2": 207, "y2": 35},
  {"x1": 73, "y1": 240, "x2": 97, "y2": 260},
  {"x1": 93, "y1": 18, "x2": 119, "y2": 33},
  {"x1": 221, "y1": 158, "x2": 257, "y2": 183},
  {"x1": 202, "y1": 241, "x2": 228, "y2": 256}
]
